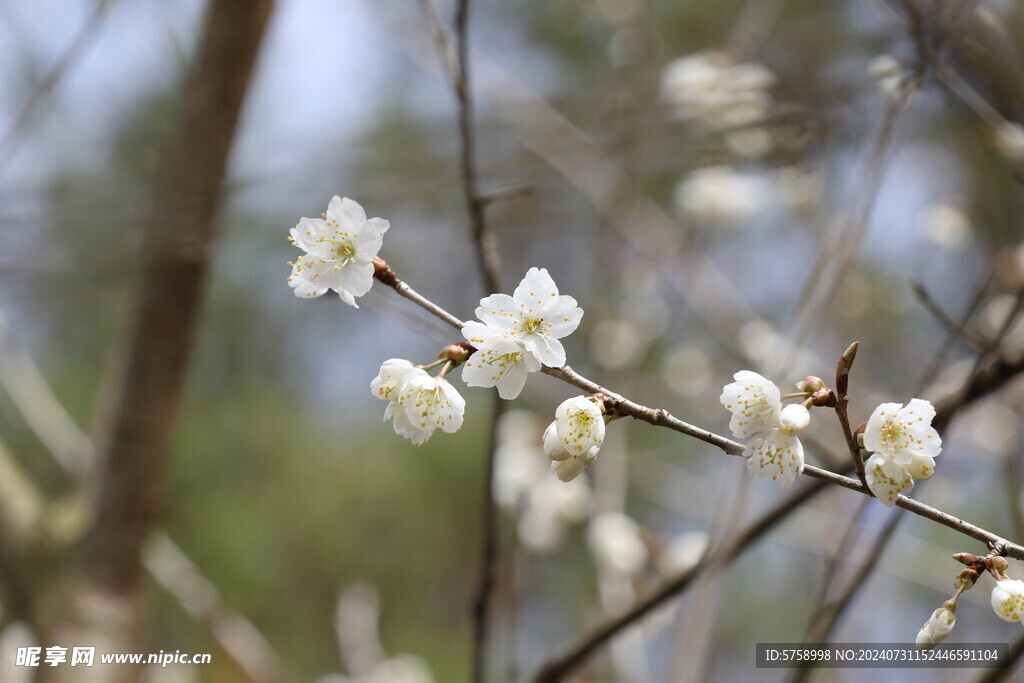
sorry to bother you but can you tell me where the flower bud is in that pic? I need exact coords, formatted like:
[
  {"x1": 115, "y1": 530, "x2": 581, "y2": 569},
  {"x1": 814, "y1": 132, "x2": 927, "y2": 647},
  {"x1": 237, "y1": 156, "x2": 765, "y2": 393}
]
[
  {"x1": 778, "y1": 404, "x2": 811, "y2": 435},
  {"x1": 438, "y1": 341, "x2": 472, "y2": 366},
  {"x1": 987, "y1": 556, "x2": 1010, "y2": 574},
  {"x1": 795, "y1": 376, "x2": 826, "y2": 393},
  {"x1": 954, "y1": 566, "x2": 979, "y2": 591},
  {"x1": 916, "y1": 606, "x2": 955, "y2": 651},
  {"x1": 952, "y1": 552, "x2": 981, "y2": 566}
]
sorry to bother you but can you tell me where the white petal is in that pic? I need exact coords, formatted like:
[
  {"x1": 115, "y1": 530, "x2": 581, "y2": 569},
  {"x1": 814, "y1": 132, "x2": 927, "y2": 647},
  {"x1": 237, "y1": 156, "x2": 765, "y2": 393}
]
[
  {"x1": 476, "y1": 294, "x2": 519, "y2": 331},
  {"x1": 720, "y1": 371, "x2": 781, "y2": 439},
  {"x1": 743, "y1": 430, "x2": 804, "y2": 488},
  {"x1": 332, "y1": 196, "x2": 367, "y2": 227},
  {"x1": 862, "y1": 402, "x2": 903, "y2": 454},
  {"x1": 993, "y1": 580, "x2": 1024, "y2": 622},
  {"x1": 513, "y1": 267, "x2": 560, "y2": 309},
  {"x1": 864, "y1": 453, "x2": 914, "y2": 507},
  {"x1": 462, "y1": 321, "x2": 506, "y2": 346},
  {"x1": 543, "y1": 422, "x2": 571, "y2": 461}
]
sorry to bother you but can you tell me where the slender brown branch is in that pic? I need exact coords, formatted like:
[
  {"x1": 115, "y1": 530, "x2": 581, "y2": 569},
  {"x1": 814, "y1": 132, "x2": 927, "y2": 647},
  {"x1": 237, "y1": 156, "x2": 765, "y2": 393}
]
[
  {"x1": 374, "y1": 266, "x2": 1024, "y2": 680},
  {"x1": 834, "y1": 342, "x2": 867, "y2": 487},
  {"x1": 418, "y1": 1, "x2": 504, "y2": 677},
  {"x1": 916, "y1": 269, "x2": 994, "y2": 395},
  {"x1": 375, "y1": 266, "x2": 1024, "y2": 556}
]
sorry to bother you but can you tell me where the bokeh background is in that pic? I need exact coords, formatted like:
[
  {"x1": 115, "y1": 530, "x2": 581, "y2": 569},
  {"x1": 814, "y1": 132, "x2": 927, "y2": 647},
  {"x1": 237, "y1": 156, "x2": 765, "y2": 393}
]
[{"x1": 2, "y1": 0, "x2": 1024, "y2": 681}]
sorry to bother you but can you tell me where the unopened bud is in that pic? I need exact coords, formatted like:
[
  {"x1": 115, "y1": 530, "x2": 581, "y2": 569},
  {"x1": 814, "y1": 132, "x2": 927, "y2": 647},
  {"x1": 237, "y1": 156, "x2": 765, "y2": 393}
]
[
  {"x1": 955, "y1": 566, "x2": 980, "y2": 591},
  {"x1": 987, "y1": 556, "x2": 1010, "y2": 574},
  {"x1": 373, "y1": 256, "x2": 397, "y2": 286},
  {"x1": 916, "y1": 605, "x2": 956, "y2": 651},
  {"x1": 796, "y1": 376, "x2": 827, "y2": 393},
  {"x1": 811, "y1": 387, "x2": 837, "y2": 407},
  {"x1": 439, "y1": 341, "x2": 473, "y2": 366},
  {"x1": 952, "y1": 552, "x2": 981, "y2": 566}
]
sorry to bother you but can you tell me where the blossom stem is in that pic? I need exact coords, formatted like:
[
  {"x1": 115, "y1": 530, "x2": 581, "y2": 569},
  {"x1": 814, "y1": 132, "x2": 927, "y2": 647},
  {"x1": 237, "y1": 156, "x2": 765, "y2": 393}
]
[{"x1": 782, "y1": 392, "x2": 810, "y2": 400}]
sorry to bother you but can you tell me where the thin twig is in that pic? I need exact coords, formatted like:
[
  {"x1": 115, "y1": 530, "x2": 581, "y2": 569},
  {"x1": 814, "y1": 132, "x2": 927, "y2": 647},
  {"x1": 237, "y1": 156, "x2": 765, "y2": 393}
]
[
  {"x1": 0, "y1": 0, "x2": 111, "y2": 178},
  {"x1": 911, "y1": 280, "x2": 1005, "y2": 358},
  {"x1": 916, "y1": 269, "x2": 994, "y2": 394},
  {"x1": 143, "y1": 532, "x2": 286, "y2": 683},
  {"x1": 374, "y1": 265, "x2": 1024, "y2": 557},
  {"x1": 834, "y1": 342, "x2": 867, "y2": 487},
  {"x1": 420, "y1": 1, "x2": 504, "y2": 677},
  {"x1": 374, "y1": 266, "x2": 1024, "y2": 681}
]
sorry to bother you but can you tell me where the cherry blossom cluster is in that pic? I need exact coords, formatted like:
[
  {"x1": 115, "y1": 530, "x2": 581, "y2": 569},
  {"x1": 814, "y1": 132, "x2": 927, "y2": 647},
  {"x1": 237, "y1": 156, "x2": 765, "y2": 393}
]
[
  {"x1": 719, "y1": 371, "x2": 811, "y2": 488},
  {"x1": 370, "y1": 359, "x2": 465, "y2": 446},
  {"x1": 914, "y1": 551, "x2": 1024, "y2": 651},
  {"x1": 287, "y1": 198, "x2": 596, "y2": 447},
  {"x1": 859, "y1": 400, "x2": 942, "y2": 507}
]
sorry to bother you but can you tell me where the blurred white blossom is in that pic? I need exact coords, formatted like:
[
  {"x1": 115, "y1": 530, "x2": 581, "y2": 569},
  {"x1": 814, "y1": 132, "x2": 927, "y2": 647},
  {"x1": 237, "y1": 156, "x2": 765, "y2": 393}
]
[
  {"x1": 868, "y1": 55, "x2": 908, "y2": 100},
  {"x1": 920, "y1": 202, "x2": 971, "y2": 250},
  {"x1": 518, "y1": 474, "x2": 592, "y2": 552},
  {"x1": 674, "y1": 166, "x2": 773, "y2": 226},
  {"x1": 588, "y1": 511, "x2": 648, "y2": 576},
  {"x1": 657, "y1": 530, "x2": 709, "y2": 576},
  {"x1": 993, "y1": 122, "x2": 1024, "y2": 164},
  {"x1": 660, "y1": 51, "x2": 776, "y2": 157}
]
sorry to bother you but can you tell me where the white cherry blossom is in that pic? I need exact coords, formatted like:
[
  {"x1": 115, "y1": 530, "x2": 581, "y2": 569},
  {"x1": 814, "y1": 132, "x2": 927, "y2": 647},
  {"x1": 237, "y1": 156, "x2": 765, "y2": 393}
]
[
  {"x1": 370, "y1": 359, "x2": 417, "y2": 403},
  {"x1": 863, "y1": 399, "x2": 942, "y2": 470},
  {"x1": 287, "y1": 196, "x2": 389, "y2": 307},
  {"x1": 373, "y1": 367, "x2": 465, "y2": 445},
  {"x1": 744, "y1": 429, "x2": 805, "y2": 488},
  {"x1": 720, "y1": 371, "x2": 782, "y2": 440},
  {"x1": 461, "y1": 321, "x2": 540, "y2": 400},
  {"x1": 992, "y1": 580, "x2": 1024, "y2": 623},
  {"x1": 554, "y1": 396, "x2": 605, "y2": 458},
  {"x1": 864, "y1": 452, "x2": 914, "y2": 507},
  {"x1": 474, "y1": 268, "x2": 583, "y2": 368}
]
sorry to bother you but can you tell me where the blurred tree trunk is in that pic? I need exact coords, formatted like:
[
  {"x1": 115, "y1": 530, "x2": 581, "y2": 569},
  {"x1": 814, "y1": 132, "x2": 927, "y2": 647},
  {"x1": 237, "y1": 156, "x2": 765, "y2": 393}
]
[{"x1": 32, "y1": 1, "x2": 275, "y2": 680}]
